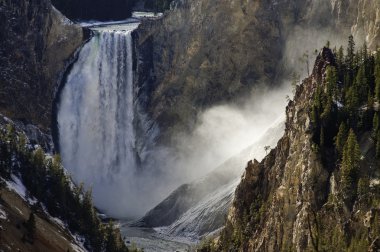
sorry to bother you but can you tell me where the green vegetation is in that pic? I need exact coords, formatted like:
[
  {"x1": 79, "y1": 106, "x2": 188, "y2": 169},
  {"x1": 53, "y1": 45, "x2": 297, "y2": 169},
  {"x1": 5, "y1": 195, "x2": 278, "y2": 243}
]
[
  {"x1": 0, "y1": 124, "x2": 131, "y2": 252},
  {"x1": 340, "y1": 130, "x2": 361, "y2": 205},
  {"x1": 334, "y1": 122, "x2": 348, "y2": 156},
  {"x1": 201, "y1": 36, "x2": 380, "y2": 252},
  {"x1": 22, "y1": 212, "x2": 36, "y2": 243},
  {"x1": 311, "y1": 39, "x2": 379, "y2": 148},
  {"x1": 216, "y1": 195, "x2": 266, "y2": 251},
  {"x1": 310, "y1": 35, "x2": 380, "y2": 194},
  {"x1": 307, "y1": 36, "x2": 380, "y2": 251}
]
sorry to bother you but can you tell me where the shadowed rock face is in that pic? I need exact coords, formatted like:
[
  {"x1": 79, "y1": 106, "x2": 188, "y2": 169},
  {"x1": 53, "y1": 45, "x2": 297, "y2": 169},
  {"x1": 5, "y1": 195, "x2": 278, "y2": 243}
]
[
  {"x1": 133, "y1": 0, "x2": 380, "y2": 144},
  {"x1": 134, "y1": 0, "x2": 284, "y2": 144},
  {"x1": 0, "y1": 0, "x2": 85, "y2": 131}
]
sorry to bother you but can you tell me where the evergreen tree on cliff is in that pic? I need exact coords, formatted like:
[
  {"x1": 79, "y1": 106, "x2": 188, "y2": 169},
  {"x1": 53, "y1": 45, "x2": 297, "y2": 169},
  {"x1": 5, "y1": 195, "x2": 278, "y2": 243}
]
[
  {"x1": 335, "y1": 122, "x2": 348, "y2": 156},
  {"x1": 340, "y1": 129, "x2": 361, "y2": 204}
]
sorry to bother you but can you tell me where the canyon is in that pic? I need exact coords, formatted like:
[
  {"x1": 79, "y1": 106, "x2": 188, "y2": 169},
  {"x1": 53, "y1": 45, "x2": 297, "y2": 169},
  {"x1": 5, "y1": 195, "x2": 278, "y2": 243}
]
[{"x1": 1, "y1": 0, "x2": 380, "y2": 251}]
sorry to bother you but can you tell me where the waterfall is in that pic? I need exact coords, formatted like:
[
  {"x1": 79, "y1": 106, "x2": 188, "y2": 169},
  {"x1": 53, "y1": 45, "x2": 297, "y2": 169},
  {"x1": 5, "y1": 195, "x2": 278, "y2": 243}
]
[
  {"x1": 57, "y1": 21, "x2": 289, "y2": 221},
  {"x1": 58, "y1": 22, "x2": 142, "y2": 218}
]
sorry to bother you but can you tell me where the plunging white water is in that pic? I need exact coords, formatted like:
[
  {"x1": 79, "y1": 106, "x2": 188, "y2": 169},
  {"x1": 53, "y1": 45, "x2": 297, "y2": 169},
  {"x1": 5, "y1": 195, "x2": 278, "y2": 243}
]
[
  {"x1": 58, "y1": 22, "x2": 141, "y2": 217},
  {"x1": 57, "y1": 20, "x2": 290, "y2": 222}
]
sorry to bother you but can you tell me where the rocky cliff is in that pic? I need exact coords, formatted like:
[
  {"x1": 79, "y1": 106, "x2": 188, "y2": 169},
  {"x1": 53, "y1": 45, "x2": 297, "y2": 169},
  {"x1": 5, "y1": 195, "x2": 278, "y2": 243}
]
[
  {"x1": 133, "y1": 0, "x2": 380, "y2": 144},
  {"x1": 0, "y1": 0, "x2": 85, "y2": 131},
  {"x1": 136, "y1": 120, "x2": 285, "y2": 240},
  {"x1": 206, "y1": 48, "x2": 380, "y2": 251}
]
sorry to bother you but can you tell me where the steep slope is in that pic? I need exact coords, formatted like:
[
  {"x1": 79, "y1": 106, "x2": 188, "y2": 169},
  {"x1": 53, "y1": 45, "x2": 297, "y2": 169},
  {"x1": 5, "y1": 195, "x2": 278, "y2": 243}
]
[
  {"x1": 136, "y1": 120, "x2": 285, "y2": 240},
  {"x1": 207, "y1": 47, "x2": 380, "y2": 251},
  {"x1": 133, "y1": 0, "x2": 284, "y2": 143},
  {"x1": 0, "y1": 0, "x2": 85, "y2": 130},
  {"x1": 133, "y1": 0, "x2": 380, "y2": 144},
  {"x1": 0, "y1": 115, "x2": 130, "y2": 252},
  {"x1": 0, "y1": 180, "x2": 85, "y2": 252}
]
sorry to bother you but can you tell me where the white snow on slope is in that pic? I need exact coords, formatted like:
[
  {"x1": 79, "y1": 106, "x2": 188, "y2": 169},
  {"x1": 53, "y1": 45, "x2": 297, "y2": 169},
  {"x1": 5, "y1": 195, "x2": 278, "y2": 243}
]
[
  {"x1": 147, "y1": 118, "x2": 285, "y2": 241},
  {"x1": 0, "y1": 205, "x2": 7, "y2": 220},
  {"x1": 156, "y1": 179, "x2": 240, "y2": 242},
  {"x1": 4, "y1": 175, "x2": 86, "y2": 251},
  {"x1": 6, "y1": 175, "x2": 26, "y2": 199},
  {"x1": 5, "y1": 175, "x2": 37, "y2": 205}
]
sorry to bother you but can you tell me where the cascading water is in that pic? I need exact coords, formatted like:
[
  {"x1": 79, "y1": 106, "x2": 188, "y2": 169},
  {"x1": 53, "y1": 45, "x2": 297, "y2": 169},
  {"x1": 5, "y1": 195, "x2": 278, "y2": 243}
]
[
  {"x1": 57, "y1": 19, "x2": 290, "y2": 222},
  {"x1": 58, "y1": 22, "x2": 142, "y2": 218}
]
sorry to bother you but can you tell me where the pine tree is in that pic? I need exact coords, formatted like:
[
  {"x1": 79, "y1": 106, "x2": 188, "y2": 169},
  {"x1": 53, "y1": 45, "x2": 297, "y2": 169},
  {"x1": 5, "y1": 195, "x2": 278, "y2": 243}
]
[
  {"x1": 341, "y1": 129, "x2": 361, "y2": 204},
  {"x1": 6, "y1": 124, "x2": 16, "y2": 149},
  {"x1": 32, "y1": 147, "x2": 45, "y2": 168},
  {"x1": 335, "y1": 122, "x2": 348, "y2": 156},
  {"x1": 355, "y1": 65, "x2": 369, "y2": 101},
  {"x1": 357, "y1": 177, "x2": 370, "y2": 203},
  {"x1": 368, "y1": 91, "x2": 374, "y2": 108},
  {"x1": 26, "y1": 212, "x2": 36, "y2": 240},
  {"x1": 374, "y1": 112, "x2": 379, "y2": 133},
  {"x1": 345, "y1": 86, "x2": 359, "y2": 112},
  {"x1": 377, "y1": 131, "x2": 380, "y2": 158},
  {"x1": 375, "y1": 50, "x2": 380, "y2": 101},
  {"x1": 337, "y1": 46, "x2": 345, "y2": 71},
  {"x1": 105, "y1": 222, "x2": 118, "y2": 252},
  {"x1": 346, "y1": 35, "x2": 355, "y2": 71},
  {"x1": 326, "y1": 66, "x2": 338, "y2": 100},
  {"x1": 326, "y1": 40, "x2": 331, "y2": 48},
  {"x1": 320, "y1": 127, "x2": 325, "y2": 147},
  {"x1": 321, "y1": 97, "x2": 333, "y2": 121},
  {"x1": 362, "y1": 42, "x2": 368, "y2": 64},
  {"x1": 18, "y1": 134, "x2": 27, "y2": 154},
  {"x1": 0, "y1": 127, "x2": 12, "y2": 177}
]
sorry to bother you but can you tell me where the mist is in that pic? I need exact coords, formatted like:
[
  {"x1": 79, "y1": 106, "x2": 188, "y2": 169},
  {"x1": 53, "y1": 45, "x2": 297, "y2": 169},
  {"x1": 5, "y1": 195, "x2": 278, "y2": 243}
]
[
  {"x1": 283, "y1": 26, "x2": 348, "y2": 79},
  {"x1": 95, "y1": 84, "x2": 291, "y2": 218},
  {"x1": 58, "y1": 18, "x2": 362, "y2": 219},
  {"x1": 117, "y1": 26, "x2": 359, "y2": 218}
]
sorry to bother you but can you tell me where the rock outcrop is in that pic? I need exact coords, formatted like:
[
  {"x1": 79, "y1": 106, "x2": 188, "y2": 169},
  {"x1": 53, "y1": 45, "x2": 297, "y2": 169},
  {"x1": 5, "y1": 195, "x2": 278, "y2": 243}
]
[
  {"x1": 213, "y1": 48, "x2": 380, "y2": 251},
  {"x1": 220, "y1": 48, "x2": 334, "y2": 251},
  {"x1": 133, "y1": 0, "x2": 380, "y2": 144},
  {"x1": 0, "y1": 0, "x2": 85, "y2": 131}
]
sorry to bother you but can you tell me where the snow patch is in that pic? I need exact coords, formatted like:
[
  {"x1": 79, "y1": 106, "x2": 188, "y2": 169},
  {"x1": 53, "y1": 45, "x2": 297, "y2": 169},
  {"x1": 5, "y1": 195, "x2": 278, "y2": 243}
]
[
  {"x1": 5, "y1": 175, "x2": 37, "y2": 205},
  {"x1": 0, "y1": 204, "x2": 8, "y2": 220},
  {"x1": 41, "y1": 205, "x2": 87, "y2": 252},
  {"x1": 155, "y1": 179, "x2": 239, "y2": 242},
  {"x1": 72, "y1": 234, "x2": 87, "y2": 252},
  {"x1": 51, "y1": 217, "x2": 67, "y2": 230},
  {"x1": 13, "y1": 206, "x2": 23, "y2": 215},
  {"x1": 370, "y1": 179, "x2": 380, "y2": 187},
  {"x1": 6, "y1": 175, "x2": 27, "y2": 199},
  {"x1": 132, "y1": 11, "x2": 163, "y2": 19}
]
